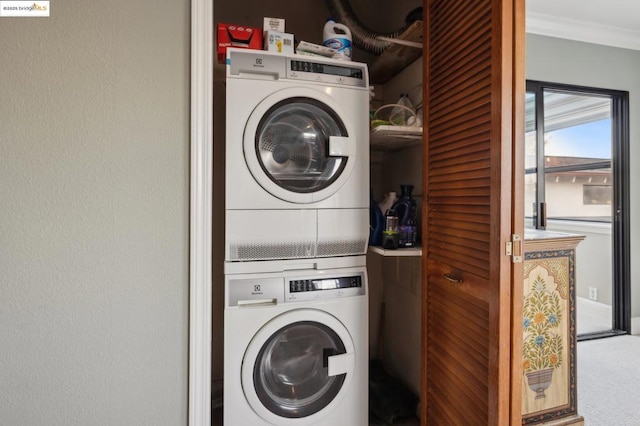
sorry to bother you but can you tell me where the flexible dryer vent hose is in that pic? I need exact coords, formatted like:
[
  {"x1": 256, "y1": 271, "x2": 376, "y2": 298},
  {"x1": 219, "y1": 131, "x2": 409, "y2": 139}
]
[{"x1": 324, "y1": 0, "x2": 407, "y2": 55}]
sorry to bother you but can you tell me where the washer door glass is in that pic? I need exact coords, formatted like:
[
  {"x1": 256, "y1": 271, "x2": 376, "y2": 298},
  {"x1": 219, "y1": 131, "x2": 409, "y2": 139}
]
[
  {"x1": 255, "y1": 97, "x2": 348, "y2": 194},
  {"x1": 253, "y1": 321, "x2": 346, "y2": 418}
]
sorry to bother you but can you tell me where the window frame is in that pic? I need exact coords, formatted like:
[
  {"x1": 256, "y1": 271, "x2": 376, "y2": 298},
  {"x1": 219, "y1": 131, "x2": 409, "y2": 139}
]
[{"x1": 526, "y1": 79, "x2": 631, "y2": 336}]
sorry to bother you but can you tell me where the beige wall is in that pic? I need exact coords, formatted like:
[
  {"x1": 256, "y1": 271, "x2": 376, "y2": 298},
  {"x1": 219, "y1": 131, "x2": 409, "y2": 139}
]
[{"x1": 0, "y1": 1, "x2": 190, "y2": 424}]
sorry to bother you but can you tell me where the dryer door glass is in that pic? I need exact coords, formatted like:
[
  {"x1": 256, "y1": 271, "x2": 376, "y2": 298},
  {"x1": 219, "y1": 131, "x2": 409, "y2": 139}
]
[
  {"x1": 253, "y1": 321, "x2": 346, "y2": 418},
  {"x1": 255, "y1": 97, "x2": 348, "y2": 193}
]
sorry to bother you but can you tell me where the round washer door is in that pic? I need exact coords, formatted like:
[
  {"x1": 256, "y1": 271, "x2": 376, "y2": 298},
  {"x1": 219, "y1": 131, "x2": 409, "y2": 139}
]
[
  {"x1": 243, "y1": 87, "x2": 357, "y2": 204},
  {"x1": 241, "y1": 309, "x2": 355, "y2": 425}
]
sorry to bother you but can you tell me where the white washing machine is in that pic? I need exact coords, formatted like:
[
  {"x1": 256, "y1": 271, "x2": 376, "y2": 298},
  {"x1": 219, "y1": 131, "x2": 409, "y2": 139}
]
[
  {"x1": 223, "y1": 260, "x2": 368, "y2": 425},
  {"x1": 225, "y1": 48, "x2": 370, "y2": 263}
]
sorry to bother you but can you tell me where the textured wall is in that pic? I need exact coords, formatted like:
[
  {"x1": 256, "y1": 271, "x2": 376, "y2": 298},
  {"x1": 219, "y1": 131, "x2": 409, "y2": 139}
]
[
  {"x1": 526, "y1": 34, "x2": 640, "y2": 319},
  {"x1": 0, "y1": 1, "x2": 190, "y2": 424}
]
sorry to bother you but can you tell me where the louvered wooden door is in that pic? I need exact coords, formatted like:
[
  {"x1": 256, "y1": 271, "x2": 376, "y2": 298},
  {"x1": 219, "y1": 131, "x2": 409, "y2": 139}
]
[{"x1": 421, "y1": 0, "x2": 524, "y2": 424}]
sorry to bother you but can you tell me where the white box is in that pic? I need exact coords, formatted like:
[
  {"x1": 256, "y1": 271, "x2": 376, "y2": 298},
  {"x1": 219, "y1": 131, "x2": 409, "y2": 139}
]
[
  {"x1": 296, "y1": 40, "x2": 337, "y2": 58},
  {"x1": 263, "y1": 17, "x2": 285, "y2": 33},
  {"x1": 264, "y1": 30, "x2": 294, "y2": 54}
]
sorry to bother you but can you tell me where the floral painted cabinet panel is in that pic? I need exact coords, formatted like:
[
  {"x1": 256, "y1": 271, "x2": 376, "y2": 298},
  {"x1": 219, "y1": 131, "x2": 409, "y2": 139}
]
[{"x1": 522, "y1": 232, "x2": 585, "y2": 425}]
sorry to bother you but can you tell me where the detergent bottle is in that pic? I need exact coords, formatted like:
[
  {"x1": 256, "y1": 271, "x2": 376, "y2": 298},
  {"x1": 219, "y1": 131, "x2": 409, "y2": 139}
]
[
  {"x1": 378, "y1": 191, "x2": 397, "y2": 216},
  {"x1": 391, "y1": 184, "x2": 418, "y2": 248},
  {"x1": 369, "y1": 189, "x2": 384, "y2": 246},
  {"x1": 323, "y1": 19, "x2": 352, "y2": 60}
]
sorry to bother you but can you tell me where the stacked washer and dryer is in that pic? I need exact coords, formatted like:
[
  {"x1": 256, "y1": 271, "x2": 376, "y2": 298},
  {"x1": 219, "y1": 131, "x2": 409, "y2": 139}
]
[{"x1": 223, "y1": 48, "x2": 370, "y2": 425}]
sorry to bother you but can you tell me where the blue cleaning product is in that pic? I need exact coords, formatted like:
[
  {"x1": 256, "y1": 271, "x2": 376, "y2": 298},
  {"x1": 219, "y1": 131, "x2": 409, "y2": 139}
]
[
  {"x1": 323, "y1": 19, "x2": 352, "y2": 60},
  {"x1": 391, "y1": 184, "x2": 418, "y2": 248},
  {"x1": 369, "y1": 189, "x2": 384, "y2": 246}
]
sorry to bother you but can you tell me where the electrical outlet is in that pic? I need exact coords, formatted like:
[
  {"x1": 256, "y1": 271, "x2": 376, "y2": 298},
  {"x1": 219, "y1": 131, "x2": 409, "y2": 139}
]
[{"x1": 588, "y1": 287, "x2": 598, "y2": 301}]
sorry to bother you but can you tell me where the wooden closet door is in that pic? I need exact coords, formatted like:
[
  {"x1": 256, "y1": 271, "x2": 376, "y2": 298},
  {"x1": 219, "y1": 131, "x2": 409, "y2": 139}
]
[{"x1": 421, "y1": 0, "x2": 525, "y2": 424}]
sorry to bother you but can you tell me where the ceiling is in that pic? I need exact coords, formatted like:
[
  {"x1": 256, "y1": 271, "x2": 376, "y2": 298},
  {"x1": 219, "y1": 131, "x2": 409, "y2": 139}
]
[
  {"x1": 525, "y1": 92, "x2": 611, "y2": 133},
  {"x1": 526, "y1": 0, "x2": 640, "y2": 51}
]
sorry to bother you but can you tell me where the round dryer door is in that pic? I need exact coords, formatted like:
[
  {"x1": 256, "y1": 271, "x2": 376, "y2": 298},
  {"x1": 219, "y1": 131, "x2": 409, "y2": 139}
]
[
  {"x1": 244, "y1": 88, "x2": 357, "y2": 204},
  {"x1": 242, "y1": 309, "x2": 355, "y2": 425}
]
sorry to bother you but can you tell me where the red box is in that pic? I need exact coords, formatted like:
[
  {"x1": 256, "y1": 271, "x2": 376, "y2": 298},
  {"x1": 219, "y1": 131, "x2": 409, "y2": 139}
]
[{"x1": 217, "y1": 23, "x2": 263, "y2": 63}]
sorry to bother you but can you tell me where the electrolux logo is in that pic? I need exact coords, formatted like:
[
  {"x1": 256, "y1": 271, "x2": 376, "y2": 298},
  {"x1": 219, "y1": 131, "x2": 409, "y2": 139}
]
[
  {"x1": 0, "y1": 1, "x2": 50, "y2": 17},
  {"x1": 253, "y1": 58, "x2": 264, "y2": 68}
]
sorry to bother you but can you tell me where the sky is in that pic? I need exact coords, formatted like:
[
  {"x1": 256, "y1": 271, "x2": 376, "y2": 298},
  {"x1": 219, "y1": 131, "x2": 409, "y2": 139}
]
[{"x1": 544, "y1": 118, "x2": 612, "y2": 159}]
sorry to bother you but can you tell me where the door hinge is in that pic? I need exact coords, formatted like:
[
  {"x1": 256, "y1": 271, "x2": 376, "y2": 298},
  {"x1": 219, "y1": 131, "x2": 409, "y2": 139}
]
[{"x1": 506, "y1": 234, "x2": 523, "y2": 263}]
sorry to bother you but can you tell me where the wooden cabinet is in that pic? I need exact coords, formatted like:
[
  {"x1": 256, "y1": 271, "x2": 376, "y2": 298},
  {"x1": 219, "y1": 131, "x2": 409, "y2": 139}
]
[
  {"x1": 522, "y1": 231, "x2": 585, "y2": 425},
  {"x1": 421, "y1": 0, "x2": 525, "y2": 423},
  {"x1": 369, "y1": 0, "x2": 526, "y2": 422}
]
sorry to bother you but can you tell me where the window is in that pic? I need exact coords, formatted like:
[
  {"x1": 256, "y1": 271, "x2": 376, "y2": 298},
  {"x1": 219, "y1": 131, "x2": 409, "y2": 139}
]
[
  {"x1": 583, "y1": 185, "x2": 612, "y2": 206},
  {"x1": 526, "y1": 80, "x2": 631, "y2": 336}
]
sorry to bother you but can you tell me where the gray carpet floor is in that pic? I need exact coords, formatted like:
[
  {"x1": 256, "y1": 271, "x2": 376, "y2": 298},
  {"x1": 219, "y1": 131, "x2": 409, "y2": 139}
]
[{"x1": 578, "y1": 335, "x2": 640, "y2": 425}]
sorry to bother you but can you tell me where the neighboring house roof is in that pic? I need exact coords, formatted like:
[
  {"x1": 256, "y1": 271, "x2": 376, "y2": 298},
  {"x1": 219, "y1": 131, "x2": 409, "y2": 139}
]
[
  {"x1": 544, "y1": 156, "x2": 610, "y2": 168},
  {"x1": 526, "y1": 156, "x2": 612, "y2": 178}
]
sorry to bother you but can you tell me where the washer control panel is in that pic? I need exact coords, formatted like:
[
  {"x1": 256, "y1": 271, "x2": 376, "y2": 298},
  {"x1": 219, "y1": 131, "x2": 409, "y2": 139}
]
[
  {"x1": 227, "y1": 270, "x2": 366, "y2": 307},
  {"x1": 289, "y1": 275, "x2": 362, "y2": 293},
  {"x1": 286, "y1": 273, "x2": 365, "y2": 302}
]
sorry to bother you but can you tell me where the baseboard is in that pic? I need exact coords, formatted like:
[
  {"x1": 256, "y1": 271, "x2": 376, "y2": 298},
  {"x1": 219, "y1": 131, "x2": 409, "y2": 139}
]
[
  {"x1": 577, "y1": 296, "x2": 611, "y2": 315},
  {"x1": 578, "y1": 298, "x2": 640, "y2": 335},
  {"x1": 538, "y1": 414, "x2": 584, "y2": 426},
  {"x1": 632, "y1": 317, "x2": 640, "y2": 335}
]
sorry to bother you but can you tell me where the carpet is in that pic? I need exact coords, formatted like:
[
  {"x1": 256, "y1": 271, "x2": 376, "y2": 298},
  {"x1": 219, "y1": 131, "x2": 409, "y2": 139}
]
[{"x1": 577, "y1": 335, "x2": 640, "y2": 425}]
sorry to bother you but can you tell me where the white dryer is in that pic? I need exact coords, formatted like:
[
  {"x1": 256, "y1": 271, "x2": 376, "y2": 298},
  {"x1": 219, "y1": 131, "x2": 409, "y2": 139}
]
[
  {"x1": 225, "y1": 48, "x2": 370, "y2": 263},
  {"x1": 223, "y1": 261, "x2": 368, "y2": 425}
]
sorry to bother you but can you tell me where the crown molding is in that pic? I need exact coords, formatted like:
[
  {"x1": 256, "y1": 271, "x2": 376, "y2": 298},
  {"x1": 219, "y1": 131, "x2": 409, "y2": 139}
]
[{"x1": 526, "y1": 11, "x2": 640, "y2": 51}]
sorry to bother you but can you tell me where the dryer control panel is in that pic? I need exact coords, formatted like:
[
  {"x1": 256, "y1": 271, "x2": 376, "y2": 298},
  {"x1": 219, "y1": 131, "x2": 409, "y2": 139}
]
[
  {"x1": 287, "y1": 59, "x2": 367, "y2": 87},
  {"x1": 226, "y1": 48, "x2": 369, "y2": 88}
]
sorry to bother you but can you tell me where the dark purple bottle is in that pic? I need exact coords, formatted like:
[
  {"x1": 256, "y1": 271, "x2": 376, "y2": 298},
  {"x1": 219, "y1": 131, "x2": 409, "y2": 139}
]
[{"x1": 391, "y1": 184, "x2": 417, "y2": 247}]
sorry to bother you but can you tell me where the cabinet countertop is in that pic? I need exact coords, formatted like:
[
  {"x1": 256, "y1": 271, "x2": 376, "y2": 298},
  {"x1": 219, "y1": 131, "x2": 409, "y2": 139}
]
[
  {"x1": 524, "y1": 229, "x2": 586, "y2": 241},
  {"x1": 524, "y1": 229, "x2": 586, "y2": 251},
  {"x1": 368, "y1": 246, "x2": 422, "y2": 257}
]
